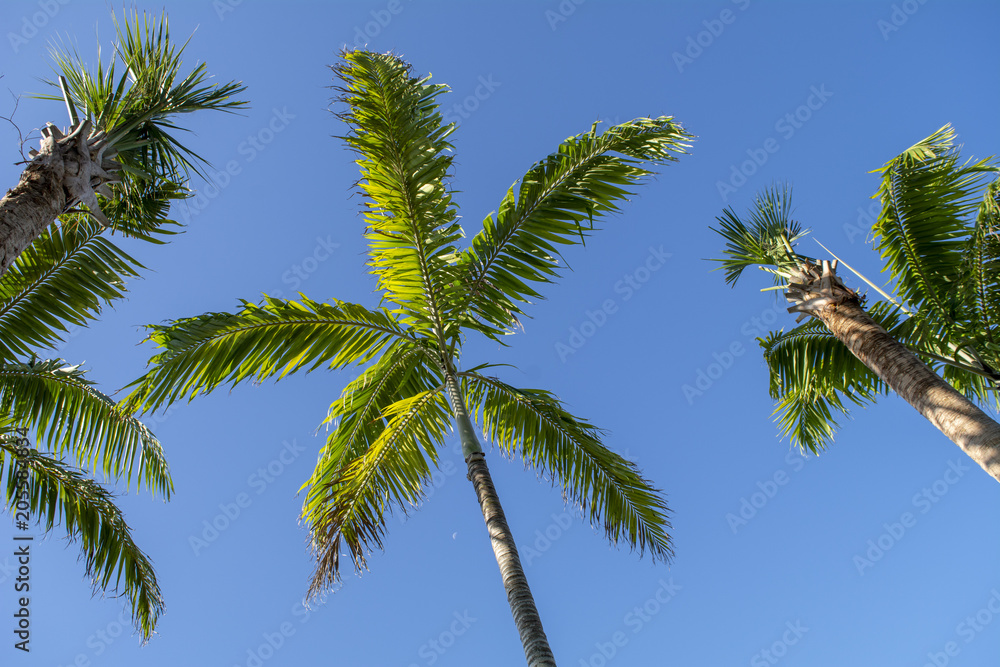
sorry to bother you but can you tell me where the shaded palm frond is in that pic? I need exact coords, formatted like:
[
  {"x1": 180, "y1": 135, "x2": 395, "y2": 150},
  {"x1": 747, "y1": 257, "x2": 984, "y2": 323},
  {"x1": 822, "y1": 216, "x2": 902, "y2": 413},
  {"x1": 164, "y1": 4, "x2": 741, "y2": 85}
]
[
  {"x1": 0, "y1": 358, "x2": 170, "y2": 496},
  {"x1": 872, "y1": 124, "x2": 998, "y2": 348},
  {"x1": 0, "y1": 214, "x2": 147, "y2": 361},
  {"x1": 0, "y1": 435, "x2": 162, "y2": 640}
]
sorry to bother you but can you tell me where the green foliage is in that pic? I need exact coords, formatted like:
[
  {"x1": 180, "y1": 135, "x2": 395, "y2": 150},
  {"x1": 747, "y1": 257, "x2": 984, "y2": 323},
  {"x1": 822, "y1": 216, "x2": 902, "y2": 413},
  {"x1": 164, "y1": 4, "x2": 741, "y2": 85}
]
[
  {"x1": 128, "y1": 49, "x2": 690, "y2": 594},
  {"x1": 0, "y1": 432, "x2": 162, "y2": 640},
  {"x1": 719, "y1": 126, "x2": 1000, "y2": 452},
  {"x1": 41, "y1": 10, "x2": 247, "y2": 183},
  {"x1": 456, "y1": 116, "x2": 692, "y2": 340},
  {"x1": 712, "y1": 184, "x2": 809, "y2": 287}
]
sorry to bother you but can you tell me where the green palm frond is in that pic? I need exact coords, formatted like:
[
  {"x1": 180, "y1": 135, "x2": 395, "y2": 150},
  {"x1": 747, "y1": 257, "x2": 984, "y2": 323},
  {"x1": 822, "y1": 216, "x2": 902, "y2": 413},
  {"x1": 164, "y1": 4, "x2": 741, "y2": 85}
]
[
  {"x1": 41, "y1": 10, "x2": 247, "y2": 183},
  {"x1": 303, "y1": 384, "x2": 451, "y2": 596},
  {"x1": 712, "y1": 185, "x2": 809, "y2": 287},
  {"x1": 0, "y1": 437, "x2": 162, "y2": 640},
  {"x1": 461, "y1": 372, "x2": 672, "y2": 561},
  {"x1": 97, "y1": 177, "x2": 186, "y2": 242},
  {"x1": 962, "y1": 176, "x2": 1000, "y2": 364},
  {"x1": 0, "y1": 214, "x2": 149, "y2": 361},
  {"x1": 334, "y1": 50, "x2": 463, "y2": 342},
  {"x1": 315, "y1": 342, "x2": 436, "y2": 478},
  {"x1": 872, "y1": 124, "x2": 998, "y2": 346},
  {"x1": 455, "y1": 117, "x2": 692, "y2": 338},
  {"x1": 0, "y1": 358, "x2": 170, "y2": 496},
  {"x1": 761, "y1": 311, "x2": 892, "y2": 452},
  {"x1": 125, "y1": 297, "x2": 417, "y2": 415}
]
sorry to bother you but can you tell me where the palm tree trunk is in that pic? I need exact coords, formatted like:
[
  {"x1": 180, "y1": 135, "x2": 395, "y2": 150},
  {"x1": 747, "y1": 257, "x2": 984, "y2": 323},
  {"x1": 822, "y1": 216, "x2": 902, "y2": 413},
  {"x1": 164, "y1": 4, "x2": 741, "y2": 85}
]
[
  {"x1": 793, "y1": 261, "x2": 1000, "y2": 482},
  {"x1": 444, "y1": 373, "x2": 558, "y2": 666},
  {"x1": 0, "y1": 120, "x2": 116, "y2": 276}
]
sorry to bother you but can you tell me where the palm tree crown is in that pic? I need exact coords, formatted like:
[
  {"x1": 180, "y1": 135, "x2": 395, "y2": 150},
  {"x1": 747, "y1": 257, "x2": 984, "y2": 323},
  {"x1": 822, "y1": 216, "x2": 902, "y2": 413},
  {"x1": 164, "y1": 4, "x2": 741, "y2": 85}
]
[
  {"x1": 125, "y1": 50, "x2": 692, "y2": 662},
  {"x1": 713, "y1": 127, "x2": 1000, "y2": 481}
]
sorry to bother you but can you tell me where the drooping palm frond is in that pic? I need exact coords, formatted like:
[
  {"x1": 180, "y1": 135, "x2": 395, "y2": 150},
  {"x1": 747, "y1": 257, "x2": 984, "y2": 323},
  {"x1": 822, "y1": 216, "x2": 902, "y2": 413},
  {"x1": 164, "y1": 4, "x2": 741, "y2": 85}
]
[
  {"x1": 333, "y1": 50, "x2": 463, "y2": 343},
  {"x1": 461, "y1": 372, "x2": 672, "y2": 561},
  {"x1": 761, "y1": 304, "x2": 897, "y2": 451},
  {"x1": 303, "y1": 382, "x2": 451, "y2": 596},
  {"x1": 315, "y1": 341, "x2": 437, "y2": 479},
  {"x1": 0, "y1": 358, "x2": 170, "y2": 496},
  {"x1": 712, "y1": 185, "x2": 810, "y2": 287},
  {"x1": 125, "y1": 297, "x2": 418, "y2": 415},
  {"x1": 455, "y1": 117, "x2": 692, "y2": 339},
  {"x1": 872, "y1": 125, "x2": 998, "y2": 348},
  {"x1": 0, "y1": 214, "x2": 149, "y2": 361},
  {"x1": 41, "y1": 10, "x2": 247, "y2": 184},
  {"x1": 0, "y1": 435, "x2": 162, "y2": 641}
]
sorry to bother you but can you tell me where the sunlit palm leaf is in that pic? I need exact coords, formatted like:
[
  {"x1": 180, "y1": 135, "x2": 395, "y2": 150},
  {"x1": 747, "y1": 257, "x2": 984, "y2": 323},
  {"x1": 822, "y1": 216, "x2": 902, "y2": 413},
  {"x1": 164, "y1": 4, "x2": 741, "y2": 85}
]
[
  {"x1": 125, "y1": 297, "x2": 417, "y2": 414},
  {"x1": 456, "y1": 117, "x2": 692, "y2": 338},
  {"x1": 303, "y1": 385, "x2": 451, "y2": 595},
  {"x1": 334, "y1": 50, "x2": 463, "y2": 341},
  {"x1": 461, "y1": 372, "x2": 672, "y2": 560},
  {"x1": 0, "y1": 358, "x2": 170, "y2": 496},
  {"x1": 0, "y1": 436, "x2": 162, "y2": 640}
]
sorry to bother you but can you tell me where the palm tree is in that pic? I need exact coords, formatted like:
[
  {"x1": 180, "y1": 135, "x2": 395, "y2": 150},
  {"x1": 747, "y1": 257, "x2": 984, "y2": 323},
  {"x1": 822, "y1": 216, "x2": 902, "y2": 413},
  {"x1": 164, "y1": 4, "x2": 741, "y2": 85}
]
[
  {"x1": 0, "y1": 211, "x2": 174, "y2": 640},
  {"x1": 0, "y1": 10, "x2": 246, "y2": 277},
  {"x1": 713, "y1": 127, "x2": 1000, "y2": 483},
  {"x1": 123, "y1": 50, "x2": 691, "y2": 665}
]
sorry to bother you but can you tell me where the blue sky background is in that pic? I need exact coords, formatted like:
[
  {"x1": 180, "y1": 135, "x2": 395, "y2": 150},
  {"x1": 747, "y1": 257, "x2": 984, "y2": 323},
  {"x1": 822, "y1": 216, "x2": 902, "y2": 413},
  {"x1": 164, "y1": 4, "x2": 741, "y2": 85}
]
[{"x1": 1, "y1": 1, "x2": 999, "y2": 665}]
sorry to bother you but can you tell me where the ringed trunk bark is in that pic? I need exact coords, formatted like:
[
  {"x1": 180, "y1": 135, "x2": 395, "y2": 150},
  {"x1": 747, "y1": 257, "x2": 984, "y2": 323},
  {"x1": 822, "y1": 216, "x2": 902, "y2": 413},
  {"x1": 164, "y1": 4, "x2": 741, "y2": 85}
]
[
  {"x1": 466, "y1": 452, "x2": 557, "y2": 666},
  {"x1": 443, "y1": 372, "x2": 557, "y2": 666},
  {"x1": 818, "y1": 299, "x2": 1000, "y2": 483}
]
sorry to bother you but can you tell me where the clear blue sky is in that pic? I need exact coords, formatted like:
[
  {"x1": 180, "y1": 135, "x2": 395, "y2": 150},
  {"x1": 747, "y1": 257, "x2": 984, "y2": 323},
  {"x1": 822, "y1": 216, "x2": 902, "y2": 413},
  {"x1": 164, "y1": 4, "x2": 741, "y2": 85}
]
[{"x1": 1, "y1": 1, "x2": 999, "y2": 665}]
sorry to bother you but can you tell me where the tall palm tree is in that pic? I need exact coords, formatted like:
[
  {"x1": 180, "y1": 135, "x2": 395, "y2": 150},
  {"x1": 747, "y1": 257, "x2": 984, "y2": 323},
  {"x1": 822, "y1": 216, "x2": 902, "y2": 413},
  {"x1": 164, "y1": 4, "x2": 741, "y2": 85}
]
[
  {"x1": 713, "y1": 127, "x2": 1000, "y2": 483},
  {"x1": 0, "y1": 10, "x2": 246, "y2": 277},
  {"x1": 124, "y1": 50, "x2": 691, "y2": 665},
  {"x1": 0, "y1": 211, "x2": 174, "y2": 640}
]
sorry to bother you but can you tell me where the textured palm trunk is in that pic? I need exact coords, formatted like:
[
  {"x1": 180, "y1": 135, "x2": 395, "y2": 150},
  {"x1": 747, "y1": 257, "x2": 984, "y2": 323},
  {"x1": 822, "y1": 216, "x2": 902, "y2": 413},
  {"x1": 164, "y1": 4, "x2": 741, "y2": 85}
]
[
  {"x1": 444, "y1": 373, "x2": 557, "y2": 666},
  {"x1": 788, "y1": 260, "x2": 1000, "y2": 483},
  {"x1": 0, "y1": 120, "x2": 118, "y2": 276}
]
